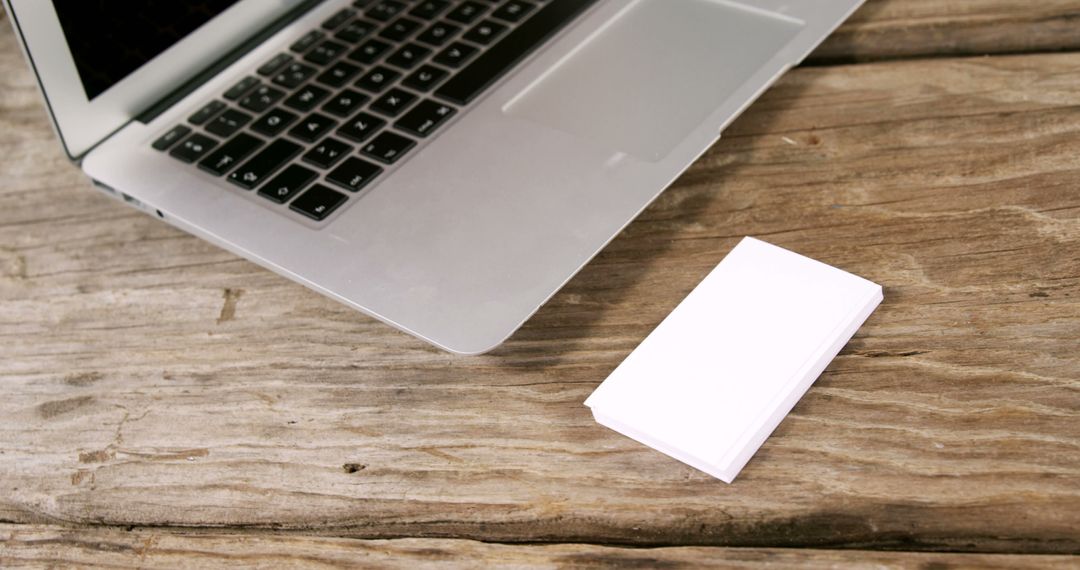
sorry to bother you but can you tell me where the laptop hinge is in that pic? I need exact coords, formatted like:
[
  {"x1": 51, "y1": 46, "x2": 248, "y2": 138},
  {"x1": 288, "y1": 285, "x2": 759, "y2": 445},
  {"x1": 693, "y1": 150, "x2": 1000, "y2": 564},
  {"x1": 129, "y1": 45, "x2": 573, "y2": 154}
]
[{"x1": 137, "y1": 0, "x2": 326, "y2": 124}]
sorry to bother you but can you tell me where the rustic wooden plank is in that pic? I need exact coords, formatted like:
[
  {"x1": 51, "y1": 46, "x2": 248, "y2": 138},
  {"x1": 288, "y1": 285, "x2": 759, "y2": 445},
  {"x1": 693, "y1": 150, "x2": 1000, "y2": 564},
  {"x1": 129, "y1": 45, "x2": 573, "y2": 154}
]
[
  {"x1": 2, "y1": 525, "x2": 1077, "y2": 569},
  {"x1": 814, "y1": 0, "x2": 1080, "y2": 62},
  {"x1": 1, "y1": 7, "x2": 1079, "y2": 557}
]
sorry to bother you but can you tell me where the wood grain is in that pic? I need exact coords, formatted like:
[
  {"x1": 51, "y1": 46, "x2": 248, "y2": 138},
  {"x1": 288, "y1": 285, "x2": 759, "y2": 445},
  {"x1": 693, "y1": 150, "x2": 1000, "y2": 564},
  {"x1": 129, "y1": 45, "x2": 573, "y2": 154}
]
[
  {"x1": 2, "y1": 0, "x2": 1080, "y2": 561},
  {"x1": 813, "y1": 0, "x2": 1080, "y2": 62},
  {"x1": 2, "y1": 525, "x2": 1077, "y2": 569}
]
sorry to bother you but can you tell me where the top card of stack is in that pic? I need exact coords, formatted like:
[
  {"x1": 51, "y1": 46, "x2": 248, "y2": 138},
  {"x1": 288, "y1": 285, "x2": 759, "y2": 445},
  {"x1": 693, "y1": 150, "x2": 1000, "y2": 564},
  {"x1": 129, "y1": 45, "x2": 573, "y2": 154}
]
[{"x1": 584, "y1": 237, "x2": 883, "y2": 483}]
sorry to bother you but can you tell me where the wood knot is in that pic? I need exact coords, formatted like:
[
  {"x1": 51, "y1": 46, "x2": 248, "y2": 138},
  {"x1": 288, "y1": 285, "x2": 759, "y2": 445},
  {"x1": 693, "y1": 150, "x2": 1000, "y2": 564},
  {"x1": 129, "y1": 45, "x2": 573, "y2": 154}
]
[
  {"x1": 342, "y1": 463, "x2": 366, "y2": 474},
  {"x1": 217, "y1": 288, "x2": 244, "y2": 324},
  {"x1": 38, "y1": 395, "x2": 95, "y2": 419},
  {"x1": 79, "y1": 448, "x2": 115, "y2": 463}
]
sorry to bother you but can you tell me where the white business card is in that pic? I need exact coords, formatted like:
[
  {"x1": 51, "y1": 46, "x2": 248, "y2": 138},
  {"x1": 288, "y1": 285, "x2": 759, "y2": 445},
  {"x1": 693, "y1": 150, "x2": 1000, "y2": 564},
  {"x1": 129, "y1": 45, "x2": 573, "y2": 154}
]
[{"x1": 585, "y1": 237, "x2": 882, "y2": 482}]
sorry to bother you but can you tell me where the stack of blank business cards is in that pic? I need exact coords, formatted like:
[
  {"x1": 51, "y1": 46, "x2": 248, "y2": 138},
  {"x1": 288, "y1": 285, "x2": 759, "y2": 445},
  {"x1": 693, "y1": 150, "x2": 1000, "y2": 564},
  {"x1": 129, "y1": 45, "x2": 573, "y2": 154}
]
[{"x1": 585, "y1": 237, "x2": 882, "y2": 483}]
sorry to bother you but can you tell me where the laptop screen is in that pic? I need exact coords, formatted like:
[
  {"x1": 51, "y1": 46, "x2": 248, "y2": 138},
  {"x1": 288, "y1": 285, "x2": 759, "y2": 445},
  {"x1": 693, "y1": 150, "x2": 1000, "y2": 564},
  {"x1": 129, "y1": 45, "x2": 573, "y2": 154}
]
[{"x1": 53, "y1": 0, "x2": 242, "y2": 100}]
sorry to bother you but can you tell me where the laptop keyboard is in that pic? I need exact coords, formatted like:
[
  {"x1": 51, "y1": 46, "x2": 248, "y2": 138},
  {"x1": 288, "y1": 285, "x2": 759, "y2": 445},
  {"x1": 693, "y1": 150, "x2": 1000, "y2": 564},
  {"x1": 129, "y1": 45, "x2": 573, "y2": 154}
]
[{"x1": 149, "y1": 0, "x2": 594, "y2": 223}]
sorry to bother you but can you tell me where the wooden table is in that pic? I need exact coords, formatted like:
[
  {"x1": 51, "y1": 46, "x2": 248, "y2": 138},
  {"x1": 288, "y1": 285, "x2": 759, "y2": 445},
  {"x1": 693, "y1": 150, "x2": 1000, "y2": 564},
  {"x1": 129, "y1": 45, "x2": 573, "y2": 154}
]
[{"x1": 2, "y1": 2, "x2": 1079, "y2": 567}]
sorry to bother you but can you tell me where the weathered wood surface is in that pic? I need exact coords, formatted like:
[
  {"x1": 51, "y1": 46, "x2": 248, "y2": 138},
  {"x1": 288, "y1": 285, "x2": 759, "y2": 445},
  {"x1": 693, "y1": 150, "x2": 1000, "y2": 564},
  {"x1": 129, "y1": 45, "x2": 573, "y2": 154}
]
[
  {"x1": 2, "y1": 525, "x2": 1076, "y2": 570},
  {"x1": 2, "y1": 1, "x2": 1080, "y2": 566},
  {"x1": 813, "y1": 0, "x2": 1080, "y2": 62}
]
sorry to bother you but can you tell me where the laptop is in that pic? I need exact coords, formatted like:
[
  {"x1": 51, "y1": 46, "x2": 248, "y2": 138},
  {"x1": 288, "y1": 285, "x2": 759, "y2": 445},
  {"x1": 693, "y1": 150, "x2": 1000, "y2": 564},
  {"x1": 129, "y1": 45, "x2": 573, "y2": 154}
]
[{"x1": 4, "y1": 0, "x2": 863, "y2": 354}]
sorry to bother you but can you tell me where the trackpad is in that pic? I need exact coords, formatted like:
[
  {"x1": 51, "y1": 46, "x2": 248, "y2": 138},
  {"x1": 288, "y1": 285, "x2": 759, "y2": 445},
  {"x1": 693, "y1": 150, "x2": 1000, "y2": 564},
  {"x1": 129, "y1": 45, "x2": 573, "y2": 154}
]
[{"x1": 504, "y1": 0, "x2": 804, "y2": 162}]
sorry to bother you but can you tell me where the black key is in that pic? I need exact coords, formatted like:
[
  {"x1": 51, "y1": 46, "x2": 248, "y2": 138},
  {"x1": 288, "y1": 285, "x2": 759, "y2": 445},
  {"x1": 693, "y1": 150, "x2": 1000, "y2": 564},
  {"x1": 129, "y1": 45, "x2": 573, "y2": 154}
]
[
  {"x1": 258, "y1": 164, "x2": 318, "y2": 204},
  {"x1": 228, "y1": 139, "x2": 302, "y2": 189},
  {"x1": 205, "y1": 109, "x2": 253, "y2": 138},
  {"x1": 361, "y1": 130, "x2": 415, "y2": 164},
  {"x1": 169, "y1": 133, "x2": 218, "y2": 163},
  {"x1": 189, "y1": 100, "x2": 225, "y2": 125},
  {"x1": 239, "y1": 85, "x2": 286, "y2": 113},
  {"x1": 436, "y1": 0, "x2": 595, "y2": 105},
  {"x1": 304, "y1": 40, "x2": 348, "y2": 65},
  {"x1": 379, "y1": 17, "x2": 423, "y2": 42},
  {"x1": 152, "y1": 125, "x2": 191, "y2": 150},
  {"x1": 303, "y1": 137, "x2": 353, "y2": 169},
  {"x1": 336, "y1": 111, "x2": 385, "y2": 142},
  {"x1": 348, "y1": 38, "x2": 392, "y2": 64},
  {"x1": 257, "y1": 53, "x2": 293, "y2": 76},
  {"x1": 326, "y1": 157, "x2": 383, "y2": 192},
  {"x1": 409, "y1": 0, "x2": 451, "y2": 20},
  {"x1": 284, "y1": 84, "x2": 331, "y2": 112},
  {"x1": 492, "y1": 0, "x2": 536, "y2": 22},
  {"x1": 317, "y1": 61, "x2": 362, "y2": 88},
  {"x1": 394, "y1": 99, "x2": 455, "y2": 137},
  {"x1": 323, "y1": 8, "x2": 357, "y2": 31},
  {"x1": 367, "y1": 0, "x2": 406, "y2": 22},
  {"x1": 198, "y1": 133, "x2": 263, "y2": 176},
  {"x1": 402, "y1": 64, "x2": 448, "y2": 91},
  {"x1": 322, "y1": 89, "x2": 369, "y2": 117},
  {"x1": 416, "y1": 22, "x2": 460, "y2": 46},
  {"x1": 335, "y1": 19, "x2": 377, "y2": 43},
  {"x1": 445, "y1": 1, "x2": 487, "y2": 24},
  {"x1": 290, "y1": 184, "x2": 348, "y2": 221},
  {"x1": 287, "y1": 112, "x2": 338, "y2": 143},
  {"x1": 223, "y1": 76, "x2": 260, "y2": 100},
  {"x1": 272, "y1": 62, "x2": 318, "y2": 89},
  {"x1": 386, "y1": 43, "x2": 431, "y2": 70},
  {"x1": 251, "y1": 107, "x2": 299, "y2": 136},
  {"x1": 355, "y1": 66, "x2": 401, "y2": 93},
  {"x1": 370, "y1": 88, "x2": 417, "y2": 117},
  {"x1": 353, "y1": 0, "x2": 377, "y2": 7},
  {"x1": 462, "y1": 19, "x2": 507, "y2": 45},
  {"x1": 432, "y1": 42, "x2": 477, "y2": 68},
  {"x1": 290, "y1": 30, "x2": 326, "y2": 54}
]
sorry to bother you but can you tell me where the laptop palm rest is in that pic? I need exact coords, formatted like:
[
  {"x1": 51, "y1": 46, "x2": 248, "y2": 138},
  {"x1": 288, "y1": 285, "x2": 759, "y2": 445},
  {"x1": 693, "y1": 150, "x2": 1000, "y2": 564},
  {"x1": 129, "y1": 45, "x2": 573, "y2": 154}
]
[{"x1": 503, "y1": 0, "x2": 805, "y2": 162}]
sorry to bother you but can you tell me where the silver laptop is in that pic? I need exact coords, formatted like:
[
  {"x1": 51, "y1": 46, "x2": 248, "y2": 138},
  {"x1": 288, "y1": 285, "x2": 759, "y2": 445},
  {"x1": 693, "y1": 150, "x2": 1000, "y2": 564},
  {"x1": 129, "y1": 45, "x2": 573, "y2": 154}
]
[{"x1": 5, "y1": 0, "x2": 863, "y2": 354}]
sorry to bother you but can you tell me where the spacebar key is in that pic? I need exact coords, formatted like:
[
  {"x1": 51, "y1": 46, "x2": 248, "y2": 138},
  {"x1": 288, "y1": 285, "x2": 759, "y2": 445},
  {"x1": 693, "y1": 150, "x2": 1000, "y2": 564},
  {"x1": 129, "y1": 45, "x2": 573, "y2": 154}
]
[{"x1": 434, "y1": 0, "x2": 598, "y2": 106}]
